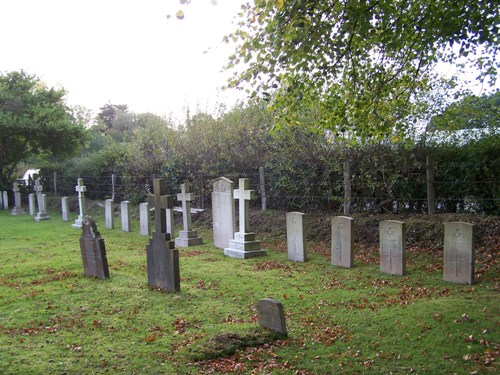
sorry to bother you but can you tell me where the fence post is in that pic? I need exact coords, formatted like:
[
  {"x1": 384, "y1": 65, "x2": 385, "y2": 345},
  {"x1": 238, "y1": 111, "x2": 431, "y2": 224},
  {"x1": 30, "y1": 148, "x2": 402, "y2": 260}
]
[
  {"x1": 199, "y1": 172, "x2": 204, "y2": 209},
  {"x1": 53, "y1": 172, "x2": 57, "y2": 196},
  {"x1": 426, "y1": 154, "x2": 435, "y2": 214},
  {"x1": 343, "y1": 159, "x2": 352, "y2": 215},
  {"x1": 259, "y1": 166, "x2": 267, "y2": 211}
]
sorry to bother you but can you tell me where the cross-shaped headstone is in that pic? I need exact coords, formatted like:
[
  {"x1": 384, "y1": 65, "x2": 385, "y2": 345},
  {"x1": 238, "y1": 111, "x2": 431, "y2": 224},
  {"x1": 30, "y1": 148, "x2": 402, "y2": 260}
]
[
  {"x1": 177, "y1": 183, "x2": 195, "y2": 232},
  {"x1": 234, "y1": 178, "x2": 255, "y2": 233},
  {"x1": 148, "y1": 178, "x2": 173, "y2": 234},
  {"x1": 72, "y1": 178, "x2": 87, "y2": 227}
]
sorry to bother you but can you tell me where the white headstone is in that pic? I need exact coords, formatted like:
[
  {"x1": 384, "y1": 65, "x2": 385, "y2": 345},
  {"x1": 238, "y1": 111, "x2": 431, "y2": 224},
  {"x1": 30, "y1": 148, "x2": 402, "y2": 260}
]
[
  {"x1": 11, "y1": 182, "x2": 26, "y2": 215},
  {"x1": 2, "y1": 191, "x2": 8, "y2": 209},
  {"x1": 28, "y1": 193, "x2": 36, "y2": 216},
  {"x1": 224, "y1": 178, "x2": 266, "y2": 259},
  {"x1": 287, "y1": 212, "x2": 306, "y2": 262},
  {"x1": 166, "y1": 207, "x2": 175, "y2": 238},
  {"x1": 105, "y1": 199, "x2": 114, "y2": 229},
  {"x1": 72, "y1": 178, "x2": 87, "y2": 228},
  {"x1": 175, "y1": 183, "x2": 203, "y2": 247},
  {"x1": 34, "y1": 179, "x2": 50, "y2": 221},
  {"x1": 121, "y1": 201, "x2": 131, "y2": 232},
  {"x1": 212, "y1": 177, "x2": 236, "y2": 249},
  {"x1": 139, "y1": 202, "x2": 150, "y2": 236},
  {"x1": 379, "y1": 220, "x2": 406, "y2": 276},
  {"x1": 331, "y1": 216, "x2": 354, "y2": 268},
  {"x1": 61, "y1": 196, "x2": 69, "y2": 221},
  {"x1": 443, "y1": 222, "x2": 474, "y2": 284}
]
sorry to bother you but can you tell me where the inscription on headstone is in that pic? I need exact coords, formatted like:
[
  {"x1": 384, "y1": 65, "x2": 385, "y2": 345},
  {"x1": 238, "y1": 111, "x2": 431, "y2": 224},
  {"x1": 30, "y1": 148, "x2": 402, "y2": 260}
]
[
  {"x1": 331, "y1": 216, "x2": 354, "y2": 268},
  {"x1": 443, "y1": 222, "x2": 474, "y2": 284},
  {"x1": 212, "y1": 177, "x2": 236, "y2": 249},
  {"x1": 380, "y1": 220, "x2": 406, "y2": 276},
  {"x1": 287, "y1": 212, "x2": 306, "y2": 262},
  {"x1": 257, "y1": 298, "x2": 287, "y2": 335},
  {"x1": 80, "y1": 216, "x2": 109, "y2": 279},
  {"x1": 175, "y1": 183, "x2": 203, "y2": 247}
]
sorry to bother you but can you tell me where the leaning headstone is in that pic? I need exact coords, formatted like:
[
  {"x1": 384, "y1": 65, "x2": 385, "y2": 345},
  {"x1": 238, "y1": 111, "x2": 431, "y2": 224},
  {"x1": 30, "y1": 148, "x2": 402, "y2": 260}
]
[
  {"x1": 104, "y1": 199, "x2": 114, "y2": 229},
  {"x1": 139, "y1": 202, "x2": 150, "y2": 236},
  {"x1": 287, "y1": 212, "x2": 306, "y2": 262},
  {"x1": 257, "y1": 298, "x2": 287, "y2": 335},
  {"x1": 212, "y1": 177, "x2": 236, "y2": 249},
  {"x1": 379, "y1": 220, "x2": 406, "y2": 276},
  {"x1": 147, "y1": 178, "x2": 180, "y2": 292},
  {"x1": 224, "y1": 178, "x2": 266, "y2": 259},
  {"x1": 72, "y1": 178, "x2": 87, "y2": 228},
  {"x1": 34, "y1": 179, "x2": 50, "y2": 221},
  {"x1": 331, "y1": 216, "x2": 355, "y2": 268},
  {"x1": 28, "y1": 193, "x2": 36, "y2": 216},
  {"x1": 61, "y1": 197, "x2": 69, "y2": 221},
  {"x1": 2, "y1": 191, "x2": 8, "y2": 209},
  {"x1": 443, "y1": 222, "x2": 474, "y2": 284},
  {"x1": 175, "y1": 183, "x2": 203, "y2": 247},
  {"x1": 11, "y1": 182, "x2": 26, "y2": 215},
  {"x1": 79, "y1": 216, "x2": 110, "y2": 279},
  {"x1": 121, "y1": 201, "x2": 131, "y2": 232}
]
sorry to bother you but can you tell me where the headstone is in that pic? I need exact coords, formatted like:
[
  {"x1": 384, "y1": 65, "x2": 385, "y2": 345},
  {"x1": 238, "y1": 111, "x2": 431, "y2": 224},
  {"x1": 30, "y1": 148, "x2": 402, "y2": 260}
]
[
  {"x1": 379, "y1": 220, "x2": 406, "y2": 276},
  {"x1": 28, "y1": 193, "x2": 36, "y2": 216},
  {"x1": 166, "y1": 207, "x2": 175, "y2": 238},
  {"x1": 61, "y1": 197, "x2": 69, "y2": 221},
  {"x1": 224, "y1": 178, "x2": 266, "y2": 259},
  {"x1": 212, "y1": 177, "x2": 236, "y2": 249},
  {"x1": 174, "y1": 183, "x2": 203, "y2": 247},
  {"x1": 2, "y1": 191, "x2": 8, "y2": 209},
  {"x1": 146, "y1": 178, "x2": 180, "y2": 292},
  {"x1": 139, "y1": 202, "x2": 150, "y2": 236},
  {"x1": 79, "y1": 216, "x2": 110, "y2": 279},
  {"x1": 34, "y1": 178, "x2": 50, "y2": 221},
  {"x1": 287, "y1": 212, "x2": 306, "y2": 262},
  {"x1": 256, "y1": 298, "x2": 287, "y2": 335},
  {"x1": 72, "y1": 178, "x2": 87, "y2": 228},
  {"x1": 331, "y1": 216, "x2": 355, "y2": 268},
  {"x1": 121, "y1": 201, "x2": 131, "y2": 232},
  {"x1": 11, "y1": 182, "x2": 26, "y2": 215},
  {"x1": 443, "y1": 222, "x2": 474, "y2": 284},
  {"x1": 105, "y1": 199, "x2": 114, "y2": 229}
]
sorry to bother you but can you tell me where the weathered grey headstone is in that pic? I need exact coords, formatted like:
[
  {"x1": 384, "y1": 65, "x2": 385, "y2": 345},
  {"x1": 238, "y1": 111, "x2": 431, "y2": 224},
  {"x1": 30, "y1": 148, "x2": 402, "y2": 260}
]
[
  {"x1": 224, "y1": 178, "x2": 266, "y2": 259},
  {"x1": 175, "y1": 183, "x2": 203, "y2": 247},
  {"x1": 443, "y1": 222, "x2": 474, "y2": 284},
  {"x1": 79, "y1": 216, "x2": 109, "y2": 279},
  {"x1": 11, "y1": 182, "x2": 26, "y2": 215},
  {"x1": 147, "y1": 178, "x2": 180, "y2": 292},
  {"x1": 105, "y1": 199, "x2": 114, "y2": 229},
  {"x1": 257, "y1": 298, "x2": 287, "y2": 335},
  {"x1": 380, "y1": 220, "x2": 406, "y2": 276},
  {"x1": 72, "y1": 178, "x2": 86, "y2": 228},
  {"x1": 287, "y1": 212, "x2": 306, "y2": 262},
  {"x1": 61, "y1": 197, "x2": 69, "y2": 221},
  {"x1": 28, "y1": 193, "x2": 36, "y2": 216},
  {"x1": 331, "y1": 216, "x2": 355, "y2": 268},
  {"x1": 2, "y1": 191, "x2": 8, "y2": 209},
  {"x1": 139, "y1": 202, "x2": 150, "y2": 236},
  {"x1": 212, "y1": 177, "x2": 236, "y2": 249},
  {"x1": 34, "y1": 179, "x2": 50, "y2": 221},
  {"x1": 121, "y1": 201, "x2": 131, "y2": 232}
]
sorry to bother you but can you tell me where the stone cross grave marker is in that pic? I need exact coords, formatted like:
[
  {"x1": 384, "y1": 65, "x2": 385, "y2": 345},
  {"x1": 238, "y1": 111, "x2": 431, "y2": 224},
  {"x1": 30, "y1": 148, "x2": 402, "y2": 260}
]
[
  {"x1": 224, "y1": 178, "x2": 266, "y2": 259},
  {"x1": 80, "y1": 216, "x2": 110, "y2": 279},
  {"x1": 61, "y1": 197, "x2": 69, "y2": 221},
  {"x1": 331, "y1": 216, "x2": 355, "y2": 268},
  {"x1": 287, "y1": 212, "x2": 306, "y2": 262},
  {"x1": 72, "y1": 178, "x2": 86, "y2": 228},
  {"x1": 146, "y1": 178, "x2": 180, "y2": 292},
  {"x1": 105, "y1": 199, "x2": 114, "y2": 229},
  {"x1": 257, "y1": 298, "x2": 288, "y2": 335},
  {"x1": 34, "y1": 178, "x2": 50, "y2": 221},
  {"x1": 2, "y1": 191, "x2": 9, "y2": 210},
  {"x1": 444, "y1": 222, "x2": 474, "y2": 284},
  {"x1": 379, "y1": 220, "x2": 406, "y2": 275},
  {"x1": 28, "y1": 193, "x2": 35, "y2": 216},
  {"x1": 139, "y1": 202, "x2": 150, "y2": 236},
  {"x1": 175, "y1": 183, "x2": 203, "y2": 247},
  {"x1": 212, "y1": 177, "x2": 236, "y2": 249},
  {"x1": 11, "y1": 182, "x2": 25, "y2": 215},
  {"x1": 121, "y1": 201, "x2": 131, "y2": 232}
]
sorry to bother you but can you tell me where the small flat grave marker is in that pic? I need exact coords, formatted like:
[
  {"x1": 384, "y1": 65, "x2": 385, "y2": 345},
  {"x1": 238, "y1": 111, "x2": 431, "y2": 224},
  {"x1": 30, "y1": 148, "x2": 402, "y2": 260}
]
[
  {"x1": 80, "y1": 216, "x2": 109, "y2": 279},
  {"x1": 257, "y1": 298, "x2": 287, "y2": 335},
  {"x1": 331, "y1": 216, "x2": 354, "y2": 268},
  {"x1": 444, "y1": 222, "x2": 474, "y2": 284},
  {"x1": 380, "y1": 220, "x2": 406, "y2": 276}
]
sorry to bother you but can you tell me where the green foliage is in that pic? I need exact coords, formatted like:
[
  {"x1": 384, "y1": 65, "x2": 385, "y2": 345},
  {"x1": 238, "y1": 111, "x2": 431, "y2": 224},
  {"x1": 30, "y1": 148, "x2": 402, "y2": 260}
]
[
  {"x1": 226, "y1": 0, "x2": 499, "y2": 138},
  {"x1": 0, "y1": 70, "x2": 88, "y2": 187}
]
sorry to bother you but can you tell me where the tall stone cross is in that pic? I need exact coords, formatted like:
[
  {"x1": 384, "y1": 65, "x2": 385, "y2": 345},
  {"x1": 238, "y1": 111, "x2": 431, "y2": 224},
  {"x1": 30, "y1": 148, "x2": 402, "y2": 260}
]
[
  {"x1": 149, "y1": 178, "x2": 173, "y2": 234},
  {"x1": 234, "y1": 178, "x2": 255, "y2": 234},
  {"x1": 34, "y1": 178, "x2": 44, "y2": 211},
  {"x1": 72, "y1": 178, "x2": 87, "y2": 228},
  {"x1": 11, "y1": 181, "x2": 25, "y2": 215},
  {"x1": 177, "y1": 183, "x2": 195, "y2": 232}
]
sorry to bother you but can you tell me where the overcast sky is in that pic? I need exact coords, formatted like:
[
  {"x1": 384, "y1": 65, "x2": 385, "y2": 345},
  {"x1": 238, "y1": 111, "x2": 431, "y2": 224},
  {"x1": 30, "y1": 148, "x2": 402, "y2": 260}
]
[{"x1": 0, "y1": 0, "x2": 247, "y2": 119}]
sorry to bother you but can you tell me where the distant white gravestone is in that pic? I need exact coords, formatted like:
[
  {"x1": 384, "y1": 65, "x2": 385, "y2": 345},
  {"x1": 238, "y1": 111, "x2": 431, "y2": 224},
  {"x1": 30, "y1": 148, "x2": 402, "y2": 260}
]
[
  {"x1": 34, "y1": 178, "x2": 50, "y2": 221},
  {"x1": 11, "y1": 182, "x2": 25, "y2": 215},
  {"x1": 331, "y1": 216, "x2": 354, "y2": 268},
  {"x1": 139, "y1": 202, "x2": 150, "y2": 236},
  {"x1": 72, "y1": 178, "x2": 86, "y2": 228},
  {"x1": 175, "y1": 183, "x2": 203, "y2": 247},
  {"x1": 61, "y1": 197, "x2": 69, "y2": 221},
  {"x1": 379, "y1": 220, "x2": 406, "y2": 276},
  {"x1": 287, "y1": 212, "x2": 306, "y2": 262},
  {"x1": 443, "y1": 222, "x2": 474, "y2": 284},
  {"x1": 121, "y1": 201, "x2": 131, "y2": 232},
  {"x1": 212, "y1": 177, "x2": 236, "y2": 249},
  {"x1": 104, "y1": 199, "x2": 114, "y2": 229}
]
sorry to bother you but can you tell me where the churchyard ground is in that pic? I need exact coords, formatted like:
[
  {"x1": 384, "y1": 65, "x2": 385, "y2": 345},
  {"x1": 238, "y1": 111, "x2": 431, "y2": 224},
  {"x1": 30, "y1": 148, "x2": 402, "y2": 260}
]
[{"x1": 0, "y1": 207, "x2": 498, "y2": 374}]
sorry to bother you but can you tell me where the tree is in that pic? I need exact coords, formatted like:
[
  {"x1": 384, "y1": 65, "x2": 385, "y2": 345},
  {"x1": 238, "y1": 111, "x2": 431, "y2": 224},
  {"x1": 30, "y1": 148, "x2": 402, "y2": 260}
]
[
  {"x1": 0, "y1": 71, "x2": 88, "y2": 187},
  {"x1": 97, "y1": 103, "x2": 128, "y2": 131},
  {"x1": 225, "y1": 0, "x2": 499, "y2": 139}
]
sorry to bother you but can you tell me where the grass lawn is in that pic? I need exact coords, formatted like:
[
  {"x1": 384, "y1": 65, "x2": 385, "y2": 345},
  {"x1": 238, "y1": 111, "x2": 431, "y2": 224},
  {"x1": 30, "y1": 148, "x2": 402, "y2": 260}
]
[{"x1": 0, "y1": 207, "x2": 498, "y2": 374}]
